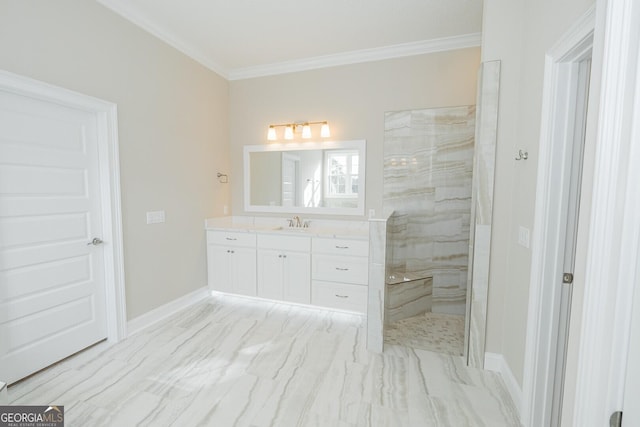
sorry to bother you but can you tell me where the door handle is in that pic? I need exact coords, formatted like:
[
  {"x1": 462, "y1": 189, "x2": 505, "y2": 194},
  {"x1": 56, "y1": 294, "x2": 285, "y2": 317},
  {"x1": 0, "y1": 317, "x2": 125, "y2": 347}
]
[{"x1": 87, "y1": 237, "x2": 104, "y2": 246}]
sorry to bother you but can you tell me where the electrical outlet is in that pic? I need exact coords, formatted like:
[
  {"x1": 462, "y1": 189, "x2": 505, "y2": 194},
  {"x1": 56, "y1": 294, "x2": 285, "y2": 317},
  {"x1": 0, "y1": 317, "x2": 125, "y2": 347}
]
[
  {"x1": 369, "y1": 209, "x2": 376, "y2": 219},
  {"x1": 146, "y1": 210, "x2": 165, "y2": 224},
  {"x1": 223, "y1": 205, "x2": 229, "y2": 215},
  {"x1": 518, "y1": 226, "x2": 530, "y2": 248}
]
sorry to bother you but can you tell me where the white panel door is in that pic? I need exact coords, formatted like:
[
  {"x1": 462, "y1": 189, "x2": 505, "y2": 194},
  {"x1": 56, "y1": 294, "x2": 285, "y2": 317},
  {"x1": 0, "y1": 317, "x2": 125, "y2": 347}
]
[{"x1": 0, "y1": 90, "x2": 107, "y2": 384}]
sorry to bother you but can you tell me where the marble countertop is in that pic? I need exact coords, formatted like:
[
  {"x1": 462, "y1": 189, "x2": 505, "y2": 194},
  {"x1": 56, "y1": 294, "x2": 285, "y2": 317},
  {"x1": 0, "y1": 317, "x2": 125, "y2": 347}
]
[{"x1": 204, "y1": 216, "x2": 369, "y2": 240}]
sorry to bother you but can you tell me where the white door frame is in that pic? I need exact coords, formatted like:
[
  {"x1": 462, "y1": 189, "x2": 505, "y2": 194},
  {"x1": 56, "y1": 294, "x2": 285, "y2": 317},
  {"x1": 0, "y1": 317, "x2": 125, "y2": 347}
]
[
  {"x1": 571, "y1": 0, "x2": 640, "y2": 423},
  {"x1": 520, "y1": 7, "x2": 595, "y2": 426},
  {"x1": 522, "y1": 0, "x2": 640, "y2": 423},
  {"x1": 0, "y1": 70, "x2": 127, "y2": 344}
]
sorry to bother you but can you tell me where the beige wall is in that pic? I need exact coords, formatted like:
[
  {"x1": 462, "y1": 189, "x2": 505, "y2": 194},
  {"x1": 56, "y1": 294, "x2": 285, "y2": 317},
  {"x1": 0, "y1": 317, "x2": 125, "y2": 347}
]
[
  {"x1": 0, "y1": 0, "x2": 230, "y2": 319},
  {"x1": 482, "y1": 0, "x2": 595, "y2": 390},
  {"x1": 229, "y1": 49, "x2": 481, "y2": 218}
]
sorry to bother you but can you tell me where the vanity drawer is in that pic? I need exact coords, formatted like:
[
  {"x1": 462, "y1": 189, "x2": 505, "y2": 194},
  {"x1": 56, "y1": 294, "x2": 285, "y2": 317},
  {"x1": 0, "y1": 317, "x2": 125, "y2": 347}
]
[
  {"x1": 312, "y1": 254, "x2": 368, "y2": 285},
  {"x1": 312, "y1": 281, "x2": 367, "y2": 313},
  {"x1": 313, "y1": 237, "x2": 368, "y2": 257},
  {"x1": 258, "y1": 234, "x2": 310, "y2": 252},
  {"x1": 207, "y1": 230, "x2": 256, "y2": 247}
]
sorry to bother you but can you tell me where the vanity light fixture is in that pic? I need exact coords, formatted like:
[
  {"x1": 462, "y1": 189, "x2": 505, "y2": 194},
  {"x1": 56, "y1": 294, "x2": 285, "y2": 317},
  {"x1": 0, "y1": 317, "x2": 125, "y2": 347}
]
[
  {"x1": 267, "y1": 126, "x2": 277, "y2": 141},
  {"x1": 301, "y1": 124, "x2": 312, "y2": 139},
  {"x1": 266, "y1": 121, "x2": 331, "y2": 141},
  {"x1": 284, "y1": 125, "x2": 294, "y2": 140},
  {"x1": 320, "y1": 122, "x2": 331, "y2": 138}
]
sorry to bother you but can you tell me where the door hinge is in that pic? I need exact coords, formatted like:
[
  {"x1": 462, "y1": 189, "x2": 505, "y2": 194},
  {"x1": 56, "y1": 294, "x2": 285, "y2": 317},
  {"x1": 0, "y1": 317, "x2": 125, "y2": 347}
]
[
  {"x1": 563, "y1": 273, "x2": 574, "y2": 284},
  {"x1": 610, "y1": 411, "x2": 622, "y2": 427}
]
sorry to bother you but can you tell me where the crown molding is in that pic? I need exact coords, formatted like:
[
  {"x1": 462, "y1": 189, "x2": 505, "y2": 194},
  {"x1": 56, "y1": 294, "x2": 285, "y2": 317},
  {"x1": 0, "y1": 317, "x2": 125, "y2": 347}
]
[
  {"x1": 96, "y1": 0, "x2": 230, "y2": 79},
  {"x1": 97, "y1": 0, "x2": 480, "y2": 81},
  {"x1": 227, "y1": 33, "x2": 482, "y2": 80}
]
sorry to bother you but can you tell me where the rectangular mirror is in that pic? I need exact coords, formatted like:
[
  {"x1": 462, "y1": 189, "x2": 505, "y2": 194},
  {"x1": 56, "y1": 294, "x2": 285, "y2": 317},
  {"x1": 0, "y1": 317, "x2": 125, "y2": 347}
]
[{"x1": 243, "y1": 140, "x2": 366, "y2": 215}]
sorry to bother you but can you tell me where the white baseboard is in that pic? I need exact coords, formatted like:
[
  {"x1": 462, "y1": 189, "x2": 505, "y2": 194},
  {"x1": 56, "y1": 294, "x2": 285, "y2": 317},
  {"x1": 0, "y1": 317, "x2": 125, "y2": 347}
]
[
  {"x1": 127, "y1": 286, "x2": 210, "y2": 336},
  {"x1": 484, "y1": 352, "x2": 523, "y2": 417}
]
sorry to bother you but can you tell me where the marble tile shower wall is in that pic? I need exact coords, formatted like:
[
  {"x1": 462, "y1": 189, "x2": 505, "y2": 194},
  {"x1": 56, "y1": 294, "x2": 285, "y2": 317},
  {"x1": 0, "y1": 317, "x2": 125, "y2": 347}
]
[{"x1": 384, "y1": 106, "x2": 476, "y2": 315}]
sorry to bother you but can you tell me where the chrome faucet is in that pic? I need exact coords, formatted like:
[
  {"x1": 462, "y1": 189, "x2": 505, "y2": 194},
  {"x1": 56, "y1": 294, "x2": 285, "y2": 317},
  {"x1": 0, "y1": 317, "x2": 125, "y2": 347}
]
[{"x1": 288, "y1": 215, "x2": 307, "y2": 228}]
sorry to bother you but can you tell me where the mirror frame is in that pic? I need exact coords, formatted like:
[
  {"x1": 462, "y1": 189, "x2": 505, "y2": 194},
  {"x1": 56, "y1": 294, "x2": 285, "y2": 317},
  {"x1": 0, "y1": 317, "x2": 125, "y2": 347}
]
[{"x1": 243, "y1": 140, "x2": 366, "y2": 216}]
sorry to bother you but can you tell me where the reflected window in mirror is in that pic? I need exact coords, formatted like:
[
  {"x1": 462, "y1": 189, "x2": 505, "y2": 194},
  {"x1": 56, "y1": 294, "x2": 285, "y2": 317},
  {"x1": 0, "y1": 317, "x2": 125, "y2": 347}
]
[
  {"x1": 244, "y1": 140, "x2": 366, "y2": 216},
  {"x1": 326, "y1": 150, "x2": 359, "y2": 197}
]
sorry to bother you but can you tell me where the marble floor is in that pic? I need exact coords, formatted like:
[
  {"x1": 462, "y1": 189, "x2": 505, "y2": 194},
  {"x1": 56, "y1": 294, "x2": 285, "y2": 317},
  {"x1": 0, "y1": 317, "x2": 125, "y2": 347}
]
[
  {"x1": 8, "y1": 295, "x2": 520, "y2": 427},
  {"x1": 385, "y1": 312, "x2": 466, "y2": 356}
]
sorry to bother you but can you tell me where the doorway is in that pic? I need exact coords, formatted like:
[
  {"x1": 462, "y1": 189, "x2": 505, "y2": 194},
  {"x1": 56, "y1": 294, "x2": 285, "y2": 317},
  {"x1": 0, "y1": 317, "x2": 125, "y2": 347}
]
[
  {"x1": 0, "y1": 71, "x2": 126, "y2": 385},
  {"x1": 521, "y1": 12, "x2": 594, "y2": 426},
  {"x1": 281, "y1": 153, "x2": 299, "y2": 207}
]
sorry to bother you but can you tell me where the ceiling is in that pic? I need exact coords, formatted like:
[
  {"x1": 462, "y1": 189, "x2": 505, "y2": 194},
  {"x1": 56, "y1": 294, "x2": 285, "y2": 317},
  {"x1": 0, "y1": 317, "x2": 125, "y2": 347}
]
[{"x1": 97, "y1": 0, "x2": 483, "y2": 80}]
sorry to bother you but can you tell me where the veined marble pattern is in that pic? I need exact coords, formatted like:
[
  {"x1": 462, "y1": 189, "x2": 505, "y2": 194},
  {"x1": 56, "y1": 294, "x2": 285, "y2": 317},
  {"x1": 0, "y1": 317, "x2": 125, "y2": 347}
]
[
  {"x1": 0, "y1": 381, "x2": 7, "y2": 405},
  {"x1": 385, "y1": 275, "x2": 432, "y2": 324},
  {"x1": 385, "y1": 312, "x2": 465, "y2": 357},
  {"x1": 367, "y1": 219, "x2": 388, "y2": 353},
  {"x1": 384, "y1": 106, "x2": 475, "y2": 315},
  {"x1": 466, "y1": 61, "x2": 501, "y2": 368},
  {"x1": 8, "y1": 295, "x2": 521, "y2": 427}
]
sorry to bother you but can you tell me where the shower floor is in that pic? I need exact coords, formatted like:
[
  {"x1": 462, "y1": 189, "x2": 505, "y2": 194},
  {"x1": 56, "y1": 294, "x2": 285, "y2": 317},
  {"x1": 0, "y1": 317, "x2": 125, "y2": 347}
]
[{"x1": 385, "y1": 312, "x2": 465, "y2": 356}]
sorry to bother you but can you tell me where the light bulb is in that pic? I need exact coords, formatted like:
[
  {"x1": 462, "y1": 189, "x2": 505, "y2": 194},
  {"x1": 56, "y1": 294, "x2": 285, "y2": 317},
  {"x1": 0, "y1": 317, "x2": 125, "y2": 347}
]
[
  {"x1": 267, "y1": 126, "x2": 277, "y2": 141},
  {"x1": 302, "y1": 124, "x2": 311, "y2": 139},
  {"x1": 284, "y1": 125, "x2": 294, "y2": 140},
  {"x1": 320, "y1": 122, "x2": 331, "y2": 138}
]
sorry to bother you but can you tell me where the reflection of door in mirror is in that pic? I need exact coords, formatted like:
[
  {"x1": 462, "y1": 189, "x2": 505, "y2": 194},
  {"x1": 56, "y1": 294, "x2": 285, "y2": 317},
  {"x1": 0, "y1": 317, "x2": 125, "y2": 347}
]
[
  {"x1": 281, "y1": 153, "x2": 299, "y2": 207},
  {"x1": 298, "y1": 150, "x2": 322, "y2": 207}
]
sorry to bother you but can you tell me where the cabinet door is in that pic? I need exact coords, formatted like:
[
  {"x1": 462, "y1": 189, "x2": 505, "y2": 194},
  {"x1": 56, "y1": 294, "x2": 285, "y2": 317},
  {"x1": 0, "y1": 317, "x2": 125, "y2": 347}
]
[
  {"x1": 283, "y1": 251, "x2": 311, "y2": 304},
  {"x1": 207, "y1": 245, "x2": 232, "y2": 293},
  {"x1": 257, "y1": 249, "x2": 283, "y2": 300},
  {"x1": 231, "y1": 247, "x2": 257, "y2": 297}
]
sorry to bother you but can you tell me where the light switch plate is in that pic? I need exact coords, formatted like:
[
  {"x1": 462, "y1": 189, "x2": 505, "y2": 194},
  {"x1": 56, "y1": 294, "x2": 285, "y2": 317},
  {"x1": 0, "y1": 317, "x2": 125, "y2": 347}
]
[
  {"x1": 146, "y1": 210, "x2": 165, "y2": 224},
  {"x1": 518, "y1": 226, "x2": 530, "y2": 248}
]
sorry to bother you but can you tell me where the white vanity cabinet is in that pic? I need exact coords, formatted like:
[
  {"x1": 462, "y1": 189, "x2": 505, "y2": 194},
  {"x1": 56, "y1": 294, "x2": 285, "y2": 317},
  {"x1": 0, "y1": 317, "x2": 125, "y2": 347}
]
[
  {"x1": 257, "y1": 234, "x2": 311, "y2": 304},
  {"x1": 311, "y1": 237, "x2": 369, "y2": 313},
  {"x1": 205, "y1": 217, "x2": 370, "y2": 314},
  {"x1": 206, "y1": 231, "x2": 257, "y2": 296}
]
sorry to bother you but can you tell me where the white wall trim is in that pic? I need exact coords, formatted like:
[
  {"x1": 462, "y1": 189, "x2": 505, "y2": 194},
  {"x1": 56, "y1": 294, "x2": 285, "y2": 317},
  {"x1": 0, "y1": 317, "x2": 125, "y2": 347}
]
[
  {"x1": 96, "y1": 0, "x2": 229, "y2": 79},
  {"x1": 520, "y1": 7, "x2": 595, "y2": 427},
  {"x1": 98, "y1": 0, "x2": 480, "y2": 81},
  {"x1": 127, "y1": 287, "x2": 210, "y2": 336},
  {"x1": 227, "y1": 33, "x2": 482, "y2": 80},
  {"x1": 573, "y1": 0, "x2": 640, "y2": 424},
  {"x1": 485, "y1": 352, "x2": 523, "y2": 417},
  {"x1": 0, "y1": 69, "x2": 128, "y2": 344}
]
